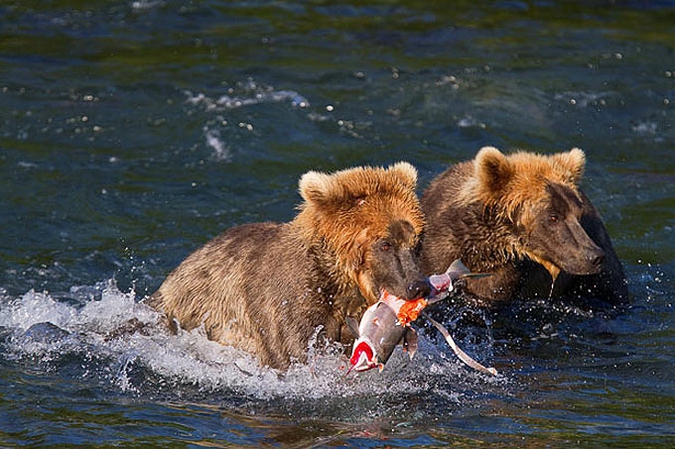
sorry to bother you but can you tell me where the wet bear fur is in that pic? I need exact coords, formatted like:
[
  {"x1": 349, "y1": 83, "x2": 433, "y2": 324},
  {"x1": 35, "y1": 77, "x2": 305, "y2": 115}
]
[
  {"x1": 148, "y1": 163, "x2": 430, "y2": 370},
  {"x1": 420, "y1": 147, "x2": 628, "y2": 308}
]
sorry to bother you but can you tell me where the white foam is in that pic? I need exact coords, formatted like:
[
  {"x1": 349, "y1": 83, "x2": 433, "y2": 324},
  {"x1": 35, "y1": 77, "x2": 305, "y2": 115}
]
[
  {"x1": 131, "y1": 0, "x2": 164, "y2": 11},
  {"x1": 204, "y1": 128, "x2": 230, "y2": 161},
  {"x1": 0, "y1": 281, "x2": 502, "y2": 402},
  {"x1": 0, "y1": 289, "x2": 77, "y2": 330},
  {"x1": 184, "y1": 83, "x2": 309, "y2": 113}
]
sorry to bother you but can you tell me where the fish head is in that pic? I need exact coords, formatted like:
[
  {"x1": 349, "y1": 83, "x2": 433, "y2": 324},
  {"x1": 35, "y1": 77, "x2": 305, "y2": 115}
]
[{"x1": 348, "y1": 338, "x2": 382, "y2": 372}]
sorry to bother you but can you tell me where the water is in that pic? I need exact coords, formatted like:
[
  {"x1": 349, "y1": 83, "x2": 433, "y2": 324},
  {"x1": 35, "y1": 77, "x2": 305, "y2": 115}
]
[{"x1": 1, "y1": 0, "x2": 674, "y2": 446}]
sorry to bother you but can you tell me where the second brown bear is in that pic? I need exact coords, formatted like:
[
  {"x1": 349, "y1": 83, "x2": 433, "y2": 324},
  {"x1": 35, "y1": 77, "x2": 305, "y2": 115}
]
[{"x1": 420, "y1": 146, "x2": 628, "y2": 308}]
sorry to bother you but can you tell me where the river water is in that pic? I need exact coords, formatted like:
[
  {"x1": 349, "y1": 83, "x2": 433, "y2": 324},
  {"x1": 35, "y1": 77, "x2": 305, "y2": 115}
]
[{"x1": 1, "y1": 1, "x2": 674, "y2": 447}]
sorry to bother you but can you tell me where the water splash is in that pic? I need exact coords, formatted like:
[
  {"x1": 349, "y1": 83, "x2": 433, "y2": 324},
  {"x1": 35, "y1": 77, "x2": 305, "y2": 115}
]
[
  {"x1": 0, "y1": 281, "x2": 507, "y2": 422},
  {"x1": 184, "y1": 80, "x2": 309, "y2": 113}
]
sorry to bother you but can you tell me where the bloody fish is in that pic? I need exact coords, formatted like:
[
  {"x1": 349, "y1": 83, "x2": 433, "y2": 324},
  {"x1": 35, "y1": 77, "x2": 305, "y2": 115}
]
[
  {"x1": 346, "y1": 291, "x2": 425, "y2": 373},
  {"x1": 346, "y1": 259, "x2": 495, "y2": 374}
]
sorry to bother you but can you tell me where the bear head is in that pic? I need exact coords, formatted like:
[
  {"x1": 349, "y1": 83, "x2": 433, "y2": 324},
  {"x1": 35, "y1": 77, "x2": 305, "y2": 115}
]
[
  {"x1": 297, "y1": 162, "x2": 430, "y2": 304},
  {"x1": 460, "y1": 146, "x2": 605, "y2": 282}
]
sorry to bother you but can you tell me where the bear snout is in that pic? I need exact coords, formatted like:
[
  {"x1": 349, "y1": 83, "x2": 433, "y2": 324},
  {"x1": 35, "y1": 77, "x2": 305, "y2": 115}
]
[
  {"x1": 587, "y1": 248, "x2": 605, "y2": 270},
  {"x1": 565, "y1": 245, "x2": 605, "y2": 275},
  {"x1": 406, "y1": 278, "x2": 432, "y2": 300}
]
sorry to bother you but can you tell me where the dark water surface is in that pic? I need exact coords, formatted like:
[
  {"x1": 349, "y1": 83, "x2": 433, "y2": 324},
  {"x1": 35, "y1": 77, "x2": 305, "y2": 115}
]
[{"x1": 1, "y1": 1, "x2": 674, "y2": 447}]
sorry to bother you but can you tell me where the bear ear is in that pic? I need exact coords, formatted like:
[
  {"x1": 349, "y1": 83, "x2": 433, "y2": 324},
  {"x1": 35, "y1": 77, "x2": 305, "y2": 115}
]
[
  {"x1": 387, "y1": 161, "x2": 418, "y2": 190},
  {"x1": 553, "y1": 147, "x2": 585, "y2": 184},
  {"x1": 298, "y1": 170, "x2": 333, "y2": 205},
  {"x1": 474, "y1": 146, "x2": 513, "y2": 197}
]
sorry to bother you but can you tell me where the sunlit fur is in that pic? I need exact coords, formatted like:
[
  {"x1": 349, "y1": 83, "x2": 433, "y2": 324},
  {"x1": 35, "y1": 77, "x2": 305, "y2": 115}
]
[
  {"x1": 148, "y1": 162, "x2": 427, "y2": 369},
  {"x1": 458, "y1": 146, "x2": 586, "y2": 228},
  {"x1": 295, "y1": 162, "x2": 425, "y2": 303},
  {"x1": 456, "y1": 147, "x2": 587, "y2": 277},
  {"x1": 421, "y1": 146, "x2": 627, "y2": 306}
]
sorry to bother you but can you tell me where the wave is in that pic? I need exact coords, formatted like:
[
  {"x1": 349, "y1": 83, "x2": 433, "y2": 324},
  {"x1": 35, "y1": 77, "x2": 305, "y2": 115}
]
[
  {"x1": 0, "y1": 281, "x2": 507, "y2": 420},
  {"x1": 183, "y1": 79, "x2": 311, "y2": 161},
  {"x1": 184, "y1": 80, "x2": 309, "y2": 113}
]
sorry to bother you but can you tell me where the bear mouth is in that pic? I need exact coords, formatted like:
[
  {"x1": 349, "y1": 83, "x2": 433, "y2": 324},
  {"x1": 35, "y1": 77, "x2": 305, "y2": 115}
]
[
  {"x1": 530, "y1": 253, "x2": 603, "y2": 281},
  {"x1": 527, "y1": 253, "x2": 562, "y2": 282},
  {"x1": 540, "y1": 260, "x2": 561, "y2": 282}
]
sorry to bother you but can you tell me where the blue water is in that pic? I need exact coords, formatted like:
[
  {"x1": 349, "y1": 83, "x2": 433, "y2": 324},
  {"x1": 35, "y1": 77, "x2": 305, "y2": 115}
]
[{"x1": 1, "y1": 1, "x2": 674, "y2": 446}]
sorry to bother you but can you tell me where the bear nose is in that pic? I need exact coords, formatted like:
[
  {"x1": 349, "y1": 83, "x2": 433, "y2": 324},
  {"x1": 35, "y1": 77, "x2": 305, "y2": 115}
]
[
  {"x1": 406, "y1": 279, "x2": 431, "y2": 300},
  {"x1": 588, "y1": 249, "x2": 605, "y2": 267}
]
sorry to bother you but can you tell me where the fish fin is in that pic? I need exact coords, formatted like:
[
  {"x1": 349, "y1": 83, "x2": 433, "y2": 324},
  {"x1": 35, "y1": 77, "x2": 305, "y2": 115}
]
[
  {"x1": 346, "y1": 316, "x2": 360, "y2": 338},
  {"x1": 403, "y1": 327, "x2": 418, "y2": 360},
  {"x1": 448, "y1": 258, "x2": 492, "y2": 280},
  {"x1": 446, "y1": 259, "x2": 471, "y2": 278},
  {"x1": 462, "y1": 272, "x2": 492, "y2": 280}
]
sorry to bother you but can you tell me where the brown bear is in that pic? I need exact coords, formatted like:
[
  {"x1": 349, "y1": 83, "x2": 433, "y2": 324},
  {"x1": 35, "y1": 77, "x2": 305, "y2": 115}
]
[
  {"x1": 420, "y1": 146, "x2": 628, "y2": 308},
  {"x1": 147, "y1": 163, "x2": 431, "y2": 370}
]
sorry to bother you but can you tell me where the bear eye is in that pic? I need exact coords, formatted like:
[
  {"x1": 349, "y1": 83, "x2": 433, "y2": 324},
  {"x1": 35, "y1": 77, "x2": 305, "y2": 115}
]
[
  {"x1": 549, "y1": 214, "x2": 560, "y2": 223},
  {"x1": 380, "y1": 241, "x2": 392, "y2": 252}
]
